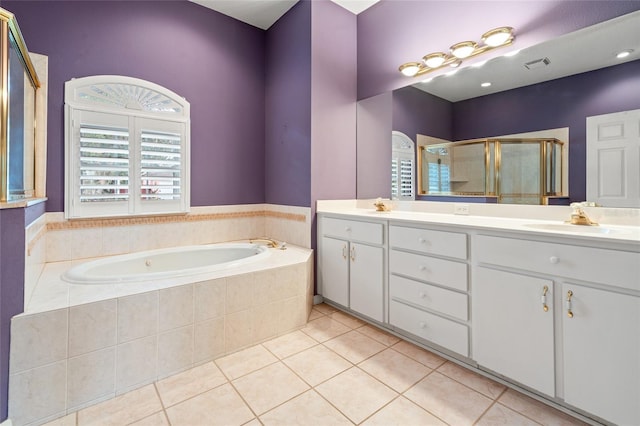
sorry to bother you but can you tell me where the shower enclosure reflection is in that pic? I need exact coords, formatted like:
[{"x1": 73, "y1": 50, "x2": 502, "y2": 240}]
[{"x1": 418, "y1": 138, "x2": 564, "y2": 205}]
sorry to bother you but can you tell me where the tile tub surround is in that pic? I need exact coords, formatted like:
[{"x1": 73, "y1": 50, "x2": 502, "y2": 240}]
[
  {"x1": 23, "y1": 203, "x2": 311, "y2": 310},
  {"x1": 35, "y1": 305, "x2": 587, "y2": 426},
  {"x1": 9, "y1": 254, "x2": 313, "y2": 426}
]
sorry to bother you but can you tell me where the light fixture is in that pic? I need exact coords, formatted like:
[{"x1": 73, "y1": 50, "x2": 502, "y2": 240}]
[
  {"x1": 399, "y1": 62, "x2": 421, "y2": 77},
  {"x1": 398, "y1": 26, "x2": 515, "y2": 77},
  {"x1": 482, "y1": 27, "x2": 513, "y2": 47},
  {"x1": 450, "y1": 41, "x2": 477, "y2": 59},
  {"x1": 423, "y1": 52, "x2": 447, "y2": 68},
  {"x1": 616, "y1": 49, "x2": 633, "y2": 59}
]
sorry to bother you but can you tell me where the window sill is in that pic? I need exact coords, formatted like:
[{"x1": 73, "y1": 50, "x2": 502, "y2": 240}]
[{"x1": 0, "y1": 197, "x2": 47, "y2": 210}]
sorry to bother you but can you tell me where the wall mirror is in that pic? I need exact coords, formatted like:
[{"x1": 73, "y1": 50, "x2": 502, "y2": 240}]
[
  {"x1": 363, "y1": 10, "x2": 640, "y2": 207},
  {"x1": 0, "y1": 8, "x2": 40, "y2": 202}
]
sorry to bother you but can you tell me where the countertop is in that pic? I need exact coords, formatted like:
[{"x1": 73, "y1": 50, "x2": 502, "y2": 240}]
[{"x1": 317, "y1": 201, "x2": 640, "y2": 245}]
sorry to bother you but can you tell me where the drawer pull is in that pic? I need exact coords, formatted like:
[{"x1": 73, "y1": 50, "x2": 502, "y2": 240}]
[
  {"x1": 549, "y1": 256, "x2": 559, "y2": 264},
  {"x1": 350, "y1": 246, "x2": 356, "y2": 261},
  {"x1": 342, "y1": 244, "x2": 347, "y2": 259},
  {"x1": 419, "y1": 321, "x2": 426, "y2": 329},
  {"x1": 566, "y1": 290, "x2": 574, "y2": 318},
  {"x1": 541, "y1": 285, "x2": 549, "y2": 312}
]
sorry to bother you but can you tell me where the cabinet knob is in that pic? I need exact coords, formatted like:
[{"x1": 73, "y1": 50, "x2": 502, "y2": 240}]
[
  {"x1": 419, "y1": 292, "x2": 426, "y2": 299},
  {"x1": 345, "y1": 226, "x2": 351, "y2": 232},
  {"x1": 419, "y1": 265, "x2": 427, "y2": 272},
  {"x1": 549, "y1": 256, "x2": 559, "y2": 264},
  {"x1": 419, "y1": 321, "x2": 426, "y2": 329},
  {"x1": 418, "y1": 237, "x2": 426, "y2": 244}
]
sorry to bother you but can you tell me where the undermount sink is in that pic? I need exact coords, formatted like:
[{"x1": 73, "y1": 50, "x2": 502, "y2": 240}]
[{"x1": 523, "y1": 223, "x2": 621, "y2": 234}]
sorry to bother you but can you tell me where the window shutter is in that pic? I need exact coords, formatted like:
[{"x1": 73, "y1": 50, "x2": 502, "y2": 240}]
[
  {"x1": 79, "y1": 124, "x2": 130, "y2": 203},
  {"x1": 399, "y1": 159, "x2": 414, "y2": 198},
  {"x1": 391, "y1": 158, "x2": 399, "y2": 199},
  {"x1": 140, "y1": 129, "x2": 181, "y2": 201}
]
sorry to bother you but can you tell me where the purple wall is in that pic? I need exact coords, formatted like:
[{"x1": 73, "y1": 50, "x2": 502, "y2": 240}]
[
  {"x1": 358, "y1": 1, "x2": 640, "y2": 99},
  {"x1": 392, "y1": 86, "x2": 452, "y2": 143},
  {"x1": 357, "y1": 92, "x2": 392, "y2": 199},
  {"x1": 453, "y1": 60, "x2": 640, "y2": 202},
  {"x1": 310, "y1": 0, "x2": 357, "y2": 205},
  {"x1": 265, "y1": 1, "x2": 312, "y2": 207},
  {"x1": 0, "y1": 208, "x2": 26, "y2": 421},
  {"x1": 3, "y1": 0, "x2": 266, "y2": 212}
]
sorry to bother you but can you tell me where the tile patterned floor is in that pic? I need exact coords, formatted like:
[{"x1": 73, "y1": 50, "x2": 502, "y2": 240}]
[{"x1": 44, "y1": 304, "x2": 589, "y2": 426}]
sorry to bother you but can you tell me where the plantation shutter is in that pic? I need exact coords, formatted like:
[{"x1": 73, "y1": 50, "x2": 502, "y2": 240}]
[
  {"x1": 399, "y1": 159, "x2": 414, "y2": 198},
  {"x1": 391, "y1": 158, "x2": 399, "y2": 199},
  {"x1": 391, "y1": 131, "x2": 415, "y2": 200},
  {"x1": 140, "y1": 129, "x2": 181, "y2": 201},
  {"x1": 79, "y1": 124, "x2": 130, "y2": 203},
  {"x1": 65, "y1": 76, "x2": 190, "y2": 219}
]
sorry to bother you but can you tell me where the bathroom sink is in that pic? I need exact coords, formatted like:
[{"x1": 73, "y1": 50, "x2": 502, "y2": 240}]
[{"x1": 522, "y1": 223, "x2": 621, "y2": 234}]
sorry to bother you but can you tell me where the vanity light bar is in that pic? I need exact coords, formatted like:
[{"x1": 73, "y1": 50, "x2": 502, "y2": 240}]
[{"x1": 399, "y1": 27, "x2": 515, "y2": 77}]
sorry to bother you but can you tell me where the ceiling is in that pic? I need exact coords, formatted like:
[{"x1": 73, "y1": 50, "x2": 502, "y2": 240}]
[
  {"x1": 413, "y1": 10, "x2": 640, "y2": 102},
  {"x1": 187, "y1": 2, "x2": 638, "y2": 102},
  {"x1": 189, "y1": 0, "x2": 380, "y2": 30}
]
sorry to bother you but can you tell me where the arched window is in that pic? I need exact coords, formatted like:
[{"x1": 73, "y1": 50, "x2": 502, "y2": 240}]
[
  {"x1": 391, "y1": 131, "x2": 415, "y2": 200},
  {"x1": 64, "y1": 76, "x2": 190, "y2": 219}
]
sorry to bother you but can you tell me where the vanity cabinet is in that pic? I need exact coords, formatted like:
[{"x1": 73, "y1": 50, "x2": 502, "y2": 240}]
[
  {"x1": 561, "y1": 283, "x2": 640, "y2": 425},
  {"x1": 473, "y1": 233, "x2": 640, "y2": 424},
  {"x1": 473, "y1": 267, "x2": 555, "y2": 396},
  {"x1": 318, "y1": 216, "x2": 385, "y2": 322},
  {"x1": 388, "y1": 224, "x2": 470, "y2": 356}
]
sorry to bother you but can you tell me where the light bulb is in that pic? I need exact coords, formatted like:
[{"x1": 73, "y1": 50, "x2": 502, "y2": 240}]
[
  {"x1": 482, "y1": 27, "x2": 514, "y2": 47},
  {"x1": 450, "y1": 41, "x2": 477, "y2": 59},
  {"x1": 423, "y1": 53, "x2": 447, "y2": 69},
  {"x1": 399, "y1": 62, "x2": 421, "y2": 77}
]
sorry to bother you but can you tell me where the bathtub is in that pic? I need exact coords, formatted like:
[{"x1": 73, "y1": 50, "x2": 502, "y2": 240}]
[
  {"x1": 61, "y1": 243, "x2": 270, "y2": 284},
  {"x1": 12, "y1": 241, "x2": 313, "y2": 425}
]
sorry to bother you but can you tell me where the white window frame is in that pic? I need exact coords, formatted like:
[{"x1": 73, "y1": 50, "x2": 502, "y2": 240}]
[
  {"x1": 391, "y1": 131, "x2": 415, "y2": 200},
  {"x1": 64, "y1": 75, "x2": 190, "y2": 219}
]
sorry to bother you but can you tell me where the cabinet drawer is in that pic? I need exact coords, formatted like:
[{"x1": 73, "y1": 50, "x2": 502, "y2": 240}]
[
  {"x1": 390, "y1": 300, "x2": 469, "y2": 356},
  {"x1": 475, "y1": 235, "x2": 640, "y2": 291},
  {"x1": 390, "y1": 250, "x2": 468, "y2": 292},
  {"x1": 322, "y1": 217, "x2": 383, "y2": 245},
  {"x1": 390, "y1": 275, "x2": 468, "y2": 321},
  {"x1": 390, "y1": 225, "x2": 467, "y2": 259}
]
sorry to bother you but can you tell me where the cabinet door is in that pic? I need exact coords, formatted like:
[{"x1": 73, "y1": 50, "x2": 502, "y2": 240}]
[
  {"x1": 562, "y1": 284, "x2": 640, "y2": 425},
  {"x1": 320, "y1": 237, "x2": 349, "y2": 307},
  {"x1": 473, "y1": 267, "x2": 555, "y2": 396},
  {"x1": 349, "y1": 243, "x2": 384, "y2": 322}
]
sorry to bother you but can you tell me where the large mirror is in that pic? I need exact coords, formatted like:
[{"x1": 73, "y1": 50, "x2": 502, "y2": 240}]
[{"x1": 358, "y1": 10, "x2": 640, "y2": 207}]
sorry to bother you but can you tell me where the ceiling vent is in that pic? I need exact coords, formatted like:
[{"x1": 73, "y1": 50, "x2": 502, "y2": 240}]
[{"x1": 524, "y1": 57, "x2": 551, "y2": 70}]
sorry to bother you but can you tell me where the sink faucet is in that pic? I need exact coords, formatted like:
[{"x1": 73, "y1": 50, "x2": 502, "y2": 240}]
[
  {"x1": 567, "y1": 202, "x2": 598, "y2": 226},
  {"x1": 250, "y1": 238, "x2": 287, "y2": 249}
]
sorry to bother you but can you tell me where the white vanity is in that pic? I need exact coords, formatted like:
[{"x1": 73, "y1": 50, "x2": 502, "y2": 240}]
[{"x1": 317, "y1": 200, "x2": 640, "y2": 426}]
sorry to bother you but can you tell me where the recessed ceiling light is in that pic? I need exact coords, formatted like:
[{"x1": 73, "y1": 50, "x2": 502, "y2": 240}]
[
  {"x1": 617, "y1": 49, "x2": 633, "y2": 59},
  {"x1": 481, "y1": 82, "x2": 492, "y2": 87}
]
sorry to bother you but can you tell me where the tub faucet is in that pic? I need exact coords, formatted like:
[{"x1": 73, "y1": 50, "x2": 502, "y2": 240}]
[
  {"x1": 567, "y1": 202, "x2": 598, "y2": 226},
  {"x1": 250, "y1": 238, "x2": 287, "y2": 250}
]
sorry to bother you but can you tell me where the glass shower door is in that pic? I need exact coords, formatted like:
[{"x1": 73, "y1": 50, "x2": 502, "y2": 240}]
[{"x1": 498, "y1": 141, "x2": 542, "y2": 204}]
